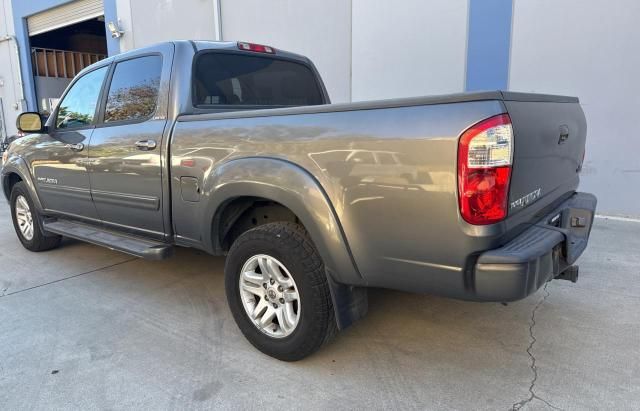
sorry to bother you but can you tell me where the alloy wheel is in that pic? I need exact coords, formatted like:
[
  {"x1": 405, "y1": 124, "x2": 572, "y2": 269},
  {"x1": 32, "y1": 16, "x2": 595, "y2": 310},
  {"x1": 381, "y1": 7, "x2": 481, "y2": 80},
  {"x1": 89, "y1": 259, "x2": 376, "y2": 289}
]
[
  {"x1": 15, "y1": 195, "x2": 34, "y2": 241},
  {"x1": 238, "y1": 254, "x2": 301, "y2": 338}
]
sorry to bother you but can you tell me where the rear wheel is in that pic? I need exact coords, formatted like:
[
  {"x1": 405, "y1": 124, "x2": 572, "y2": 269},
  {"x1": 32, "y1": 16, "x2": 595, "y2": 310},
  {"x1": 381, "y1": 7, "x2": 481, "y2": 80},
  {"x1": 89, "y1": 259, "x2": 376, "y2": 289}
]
[
  {"x1": 224, "y1": 222, "x2": 337, "y2": 361},
  {"x1": 10, "y1": 182, "x2": 61, "y2": 252}
]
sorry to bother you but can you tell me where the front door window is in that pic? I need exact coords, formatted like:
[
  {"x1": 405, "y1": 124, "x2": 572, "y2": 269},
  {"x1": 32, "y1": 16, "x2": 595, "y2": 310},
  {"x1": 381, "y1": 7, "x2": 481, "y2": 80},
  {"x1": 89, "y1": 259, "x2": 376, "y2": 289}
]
[{"x1": 56, "y1": 66, "x2": 108, "y2": 129}]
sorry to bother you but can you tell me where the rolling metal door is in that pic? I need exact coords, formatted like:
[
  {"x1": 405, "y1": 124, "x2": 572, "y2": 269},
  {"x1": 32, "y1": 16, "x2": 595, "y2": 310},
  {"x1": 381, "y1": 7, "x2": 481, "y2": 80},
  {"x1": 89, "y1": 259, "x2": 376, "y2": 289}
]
[{"x1": 27, "y1": 0, "x2": 103, "y2": 36}]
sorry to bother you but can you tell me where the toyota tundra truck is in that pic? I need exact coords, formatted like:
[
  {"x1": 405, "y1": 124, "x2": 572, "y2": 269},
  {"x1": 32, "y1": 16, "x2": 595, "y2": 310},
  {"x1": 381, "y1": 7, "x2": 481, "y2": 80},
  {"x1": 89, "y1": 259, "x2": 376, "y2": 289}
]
[{"x1": 1, "y1": 41, "x2": 597, "y2": 361}]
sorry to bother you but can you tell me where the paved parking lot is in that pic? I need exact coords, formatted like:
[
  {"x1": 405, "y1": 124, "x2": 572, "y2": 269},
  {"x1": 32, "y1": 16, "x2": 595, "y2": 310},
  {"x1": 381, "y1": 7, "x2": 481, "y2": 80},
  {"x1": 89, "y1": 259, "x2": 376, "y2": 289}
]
[{"x1": 0, "y1": 194, "x2": 638, "y2": 410}]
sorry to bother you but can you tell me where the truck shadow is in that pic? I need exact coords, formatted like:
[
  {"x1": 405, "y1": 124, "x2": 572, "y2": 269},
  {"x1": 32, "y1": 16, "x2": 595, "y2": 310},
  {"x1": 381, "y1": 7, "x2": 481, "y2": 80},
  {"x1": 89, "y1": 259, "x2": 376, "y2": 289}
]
[
  {"x1": 50, "y1": 238, "x2": 537, "y2": 368},
  {"x1": 57, "y1": 241, "x2": 538, "y2": 375}
]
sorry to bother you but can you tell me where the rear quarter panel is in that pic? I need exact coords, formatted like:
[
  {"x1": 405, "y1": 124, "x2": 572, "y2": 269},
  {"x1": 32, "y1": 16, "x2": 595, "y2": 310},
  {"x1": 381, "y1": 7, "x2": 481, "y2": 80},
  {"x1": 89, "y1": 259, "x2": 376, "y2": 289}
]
[{"x1": 171, "y1": 100, "x2": 506, "y2": 297}]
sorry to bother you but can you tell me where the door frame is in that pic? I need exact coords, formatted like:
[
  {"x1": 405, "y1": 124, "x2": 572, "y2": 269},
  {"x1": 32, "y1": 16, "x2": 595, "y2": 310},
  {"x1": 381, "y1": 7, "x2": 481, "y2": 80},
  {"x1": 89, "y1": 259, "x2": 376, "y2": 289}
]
[{"x1": 87, "y1": 43, "x2": 175, "y2": 240}]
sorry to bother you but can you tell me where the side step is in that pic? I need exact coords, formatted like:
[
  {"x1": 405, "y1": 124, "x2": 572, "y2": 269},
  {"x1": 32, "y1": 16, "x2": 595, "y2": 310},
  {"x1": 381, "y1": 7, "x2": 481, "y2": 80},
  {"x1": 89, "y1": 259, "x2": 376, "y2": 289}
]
[{"x1": 43, "y1": 219, "x2": 174, "y2": 260}]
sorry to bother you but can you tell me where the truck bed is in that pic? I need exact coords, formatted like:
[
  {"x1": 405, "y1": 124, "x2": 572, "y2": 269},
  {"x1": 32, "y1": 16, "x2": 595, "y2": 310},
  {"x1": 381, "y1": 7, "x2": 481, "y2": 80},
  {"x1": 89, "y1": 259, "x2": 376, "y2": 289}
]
[
  {"x1": 181, "y1": 90, "x2": 578, "y2": 120},
  {"x1": 171, "y1": 90, "x2": 586, "y2": 300}
]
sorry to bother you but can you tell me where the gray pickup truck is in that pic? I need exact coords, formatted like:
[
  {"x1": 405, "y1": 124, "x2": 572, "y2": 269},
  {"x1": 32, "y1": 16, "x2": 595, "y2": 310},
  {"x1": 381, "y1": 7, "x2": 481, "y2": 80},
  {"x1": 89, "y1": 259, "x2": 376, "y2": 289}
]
[{"x1": 2, "y1": 41, "x2": 596, "y2": 361}]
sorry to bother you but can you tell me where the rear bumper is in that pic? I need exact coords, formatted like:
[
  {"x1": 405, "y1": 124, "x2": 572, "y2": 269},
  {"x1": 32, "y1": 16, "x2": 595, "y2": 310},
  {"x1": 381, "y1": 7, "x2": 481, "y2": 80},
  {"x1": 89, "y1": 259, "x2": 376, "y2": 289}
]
[{"x1": 473, "y1": 192, "x2": 597, "y2": 301}]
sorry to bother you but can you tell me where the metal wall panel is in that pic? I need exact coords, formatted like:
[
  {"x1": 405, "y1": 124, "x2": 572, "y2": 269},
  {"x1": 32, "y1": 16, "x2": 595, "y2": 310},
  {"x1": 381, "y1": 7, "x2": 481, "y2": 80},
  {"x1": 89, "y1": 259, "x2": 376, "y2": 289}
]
[{"x1": 509, "y1": 0, "x2": 640, "y2": 216}]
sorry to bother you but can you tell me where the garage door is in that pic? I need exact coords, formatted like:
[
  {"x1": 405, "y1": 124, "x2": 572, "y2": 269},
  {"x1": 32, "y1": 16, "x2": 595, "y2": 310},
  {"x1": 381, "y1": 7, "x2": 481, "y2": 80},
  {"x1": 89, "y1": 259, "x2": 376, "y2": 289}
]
[{"x1": 27, "y1": 0, "x2": 104, "y2": 36}]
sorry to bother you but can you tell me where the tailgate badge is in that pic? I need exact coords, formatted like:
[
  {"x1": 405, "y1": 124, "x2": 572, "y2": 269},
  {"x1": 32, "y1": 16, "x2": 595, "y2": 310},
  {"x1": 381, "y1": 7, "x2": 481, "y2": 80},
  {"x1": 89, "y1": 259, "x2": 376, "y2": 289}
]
[
  {"x1": 558, "y1": 125, "x2": 570, "y2": 145},
  {"x1": 510, "y1": 188, "x2": 542, "y2": 210}
]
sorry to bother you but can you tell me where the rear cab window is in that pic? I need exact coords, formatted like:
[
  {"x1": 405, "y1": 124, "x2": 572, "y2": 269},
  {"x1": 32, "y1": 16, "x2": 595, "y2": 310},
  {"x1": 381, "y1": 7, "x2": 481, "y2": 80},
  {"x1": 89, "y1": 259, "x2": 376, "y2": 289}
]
[
  {"x1": 104, "y1": 55, "x2": 162, "y2": 123},
  {"x1": 192, "y1": 52, "x2": 324, "y2": 108}
]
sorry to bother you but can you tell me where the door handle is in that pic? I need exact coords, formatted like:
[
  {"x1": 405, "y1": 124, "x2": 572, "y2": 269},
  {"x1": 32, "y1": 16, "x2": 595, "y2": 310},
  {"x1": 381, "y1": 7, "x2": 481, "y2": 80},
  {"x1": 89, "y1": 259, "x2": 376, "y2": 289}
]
[
  {"x1": 135, "y1": 140, "x2": 157, "y2": 151},
  {"x1": 65, "y1": 143, "x2": 84, "y2": 151}
]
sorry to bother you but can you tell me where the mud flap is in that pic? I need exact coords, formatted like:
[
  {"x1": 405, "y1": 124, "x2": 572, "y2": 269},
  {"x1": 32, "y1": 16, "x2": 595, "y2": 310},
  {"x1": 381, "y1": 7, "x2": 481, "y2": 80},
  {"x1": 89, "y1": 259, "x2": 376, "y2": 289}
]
[{"x1": 326, "y1": 268, "x2": 368, "y2": 330}]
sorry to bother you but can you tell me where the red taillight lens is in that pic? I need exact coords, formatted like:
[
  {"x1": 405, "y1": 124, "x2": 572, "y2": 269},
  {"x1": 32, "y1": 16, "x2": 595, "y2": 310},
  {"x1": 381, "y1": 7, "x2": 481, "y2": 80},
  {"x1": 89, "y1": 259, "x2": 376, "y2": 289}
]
[
  {"x1": 458, "y1": 114, "x2": 513, "y2": 225},
  {"x1": 237, "y1": 42, "x2": 275, "y2": 54}
]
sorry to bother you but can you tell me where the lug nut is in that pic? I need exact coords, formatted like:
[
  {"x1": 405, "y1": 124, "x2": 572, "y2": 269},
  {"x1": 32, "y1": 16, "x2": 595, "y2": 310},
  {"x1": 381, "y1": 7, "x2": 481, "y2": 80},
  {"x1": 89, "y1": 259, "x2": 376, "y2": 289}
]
[
  {"x1": 272, "y1": 303, "x2": 278, "y2": 309},
  {"x1": 270, "y1": 279, "x2": 275, "y2": 285},
  {"x1": 263, "y1": 283, "x2": 267, "y2": 289},
  {"x1": 279, "y1": 298, "x2": 285, "y2": 304},
  {"x1": 278, "y1": 286, "x2": 283, "y2": 292}
]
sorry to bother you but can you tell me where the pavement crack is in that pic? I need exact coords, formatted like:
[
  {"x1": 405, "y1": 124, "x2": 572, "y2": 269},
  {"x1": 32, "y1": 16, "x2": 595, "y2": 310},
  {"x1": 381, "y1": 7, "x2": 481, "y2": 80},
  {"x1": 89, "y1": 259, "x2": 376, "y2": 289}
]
[
  {"x1": 0, "y1": 258, "x2": 137, "y2": 299},
  {"x1": 511, "y1": 283, "x2": 563, "y2": 411}
]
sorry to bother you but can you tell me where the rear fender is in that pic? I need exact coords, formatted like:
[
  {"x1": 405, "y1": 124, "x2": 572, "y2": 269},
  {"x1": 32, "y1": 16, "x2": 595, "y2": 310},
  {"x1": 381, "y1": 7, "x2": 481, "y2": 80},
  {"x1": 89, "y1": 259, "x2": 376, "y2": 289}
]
[{"x1": 202, "y1": 157, "x2": 368, "y2": 329}]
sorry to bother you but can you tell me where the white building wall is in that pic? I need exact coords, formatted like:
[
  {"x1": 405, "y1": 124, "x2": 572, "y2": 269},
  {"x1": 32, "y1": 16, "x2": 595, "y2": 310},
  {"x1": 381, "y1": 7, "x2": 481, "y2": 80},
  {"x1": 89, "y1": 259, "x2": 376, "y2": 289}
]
[
  {"x1": 0, "y1": 0, "x2": 22, "y2": 138},
  {"x1": 509, "y1": 0, "x2": 640, "y2": 217},
  {"x1": 116, "y1": 0, "x2": 216, "y2": 53},
  {"x1": 6, "y1": 0, "x2": 634, "y2": 216},
  {"x1": 351, "y1": 0, "x2": 468, "y2": 101},
  {"x1": 220, "y1": 0, "x2": 352, "y2": 103}
]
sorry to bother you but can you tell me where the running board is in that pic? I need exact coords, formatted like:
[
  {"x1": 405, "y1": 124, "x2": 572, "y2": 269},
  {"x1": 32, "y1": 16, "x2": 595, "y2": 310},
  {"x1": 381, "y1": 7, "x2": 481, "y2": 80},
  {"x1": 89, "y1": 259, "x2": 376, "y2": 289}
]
[{"x1": 43, "y1": 219, "x2": 174, "y2": 260}]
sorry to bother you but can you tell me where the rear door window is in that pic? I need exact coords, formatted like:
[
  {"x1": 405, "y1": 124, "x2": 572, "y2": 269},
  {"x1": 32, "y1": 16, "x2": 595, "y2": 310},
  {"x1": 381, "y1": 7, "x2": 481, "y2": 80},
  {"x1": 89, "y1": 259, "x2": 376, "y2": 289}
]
[
  {"x1": 104, "y1": 55, "x2": 162, "y2": 123},
  {"x1": 193, "y1": 52, "x2": 324, "y2": 107}
]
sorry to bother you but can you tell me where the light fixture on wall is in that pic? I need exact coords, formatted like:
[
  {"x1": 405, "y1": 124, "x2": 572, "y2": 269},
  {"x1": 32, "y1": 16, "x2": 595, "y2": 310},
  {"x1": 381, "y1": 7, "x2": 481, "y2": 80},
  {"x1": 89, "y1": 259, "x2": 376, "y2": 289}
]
[{"x1": 107, "y1": 21, "x2": 124, "y2": 38}]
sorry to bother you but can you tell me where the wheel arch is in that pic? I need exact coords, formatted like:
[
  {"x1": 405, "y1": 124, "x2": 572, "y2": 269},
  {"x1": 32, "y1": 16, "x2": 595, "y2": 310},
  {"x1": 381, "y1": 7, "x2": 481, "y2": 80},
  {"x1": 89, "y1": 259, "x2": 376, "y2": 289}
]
[
  {"x1": 2, "y1": 172, "x2": 22, "y2": 201},
  {"x1": 202, "y1": 157, "x2": 368, "y2": 329},
  {"x1": 213, "y1": 196, "x2": 302, "y2": 251},
  {"x1": 1, "y1": 156, "x2": 43, "y2": 211},
  {"x1": 204, "y1": 157, "x2": 361, "y2": 284}
]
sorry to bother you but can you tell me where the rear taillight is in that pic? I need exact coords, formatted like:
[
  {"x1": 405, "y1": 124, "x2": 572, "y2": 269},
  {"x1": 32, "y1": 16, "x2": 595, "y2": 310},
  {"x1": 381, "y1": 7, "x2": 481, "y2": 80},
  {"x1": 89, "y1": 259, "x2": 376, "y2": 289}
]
[
  {"x1": 237, "y1": 42, "x2": 275, "y2": 54},
  {"x1": 458, "y1": 114, "x2": 513, "y2": 225}
]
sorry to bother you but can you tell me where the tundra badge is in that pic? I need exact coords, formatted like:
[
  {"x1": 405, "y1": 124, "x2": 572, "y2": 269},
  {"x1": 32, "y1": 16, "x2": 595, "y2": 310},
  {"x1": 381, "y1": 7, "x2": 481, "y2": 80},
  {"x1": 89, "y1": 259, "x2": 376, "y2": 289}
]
[
  {"x1": 510, "y1": 188, "x2": 542, "y2": 210},
  {"x1": 558, "y1": 125, "x2": 570, "y2": 144}
]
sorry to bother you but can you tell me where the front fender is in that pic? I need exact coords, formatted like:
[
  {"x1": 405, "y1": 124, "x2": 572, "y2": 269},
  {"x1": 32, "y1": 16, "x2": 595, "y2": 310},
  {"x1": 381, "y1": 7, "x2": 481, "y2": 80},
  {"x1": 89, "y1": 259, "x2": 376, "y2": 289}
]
[
  {"x1": 201, "y1": 157, "x2": 364, "y2": 287},
  {"x1": 1, "y1": 154, "x2": 43, "y2": 212}
]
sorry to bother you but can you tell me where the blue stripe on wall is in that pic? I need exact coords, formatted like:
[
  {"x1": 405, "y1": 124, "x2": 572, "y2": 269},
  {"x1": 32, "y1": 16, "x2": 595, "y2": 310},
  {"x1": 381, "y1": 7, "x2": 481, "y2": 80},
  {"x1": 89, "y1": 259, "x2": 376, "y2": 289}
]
[
  {"x1": 466, "y1": 0, "x2": 513, "y2": 91},
  {"x1": 103, "y1": 0, "x2": 120, "y2": 56}
]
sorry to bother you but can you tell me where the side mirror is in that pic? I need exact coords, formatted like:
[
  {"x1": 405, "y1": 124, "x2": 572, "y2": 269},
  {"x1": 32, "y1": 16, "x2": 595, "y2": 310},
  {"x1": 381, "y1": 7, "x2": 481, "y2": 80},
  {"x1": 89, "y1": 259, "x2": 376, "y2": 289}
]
[{"x1": 16, "y1": 112, "x2": 44, "y2": 133}]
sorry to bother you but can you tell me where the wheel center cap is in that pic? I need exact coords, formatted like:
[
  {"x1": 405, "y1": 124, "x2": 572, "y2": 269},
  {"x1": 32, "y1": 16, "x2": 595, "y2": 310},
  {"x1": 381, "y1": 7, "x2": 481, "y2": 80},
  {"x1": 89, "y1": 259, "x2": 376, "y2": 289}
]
[{"x1": 267, "y1": 289, "x2": 277, "y2": 300}]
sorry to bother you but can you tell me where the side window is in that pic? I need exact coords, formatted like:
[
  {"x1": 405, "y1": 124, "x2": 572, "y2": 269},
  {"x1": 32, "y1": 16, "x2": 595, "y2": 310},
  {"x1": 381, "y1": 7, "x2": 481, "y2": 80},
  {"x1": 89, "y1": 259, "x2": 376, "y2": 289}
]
[
  {"x1": 104, "y1": 55, "x2": 162, "y2": 123},
  {"x1": 56, "y1": 66, "x2": 108, "y2": 129},
  {"x1": 375, "y1": 153, "x2": 396, "y2": 165},
  {"x1": 347, "y1": 151, "x2": 375, "y2": 164}
]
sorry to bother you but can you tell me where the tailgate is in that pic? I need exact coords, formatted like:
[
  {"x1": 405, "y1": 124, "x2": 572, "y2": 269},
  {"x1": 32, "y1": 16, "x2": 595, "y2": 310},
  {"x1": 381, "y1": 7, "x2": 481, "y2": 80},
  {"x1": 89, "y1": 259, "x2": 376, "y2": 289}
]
[{"x1": 504, "y1": 95, "x2": 586, "y2": 219}]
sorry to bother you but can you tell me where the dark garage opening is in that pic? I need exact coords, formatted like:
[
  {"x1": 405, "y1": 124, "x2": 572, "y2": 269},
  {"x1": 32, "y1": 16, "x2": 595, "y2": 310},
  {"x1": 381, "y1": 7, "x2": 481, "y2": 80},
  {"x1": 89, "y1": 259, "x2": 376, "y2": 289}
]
[{"x1": 30, "y1": 17, "x2": 108, "y2": 114}]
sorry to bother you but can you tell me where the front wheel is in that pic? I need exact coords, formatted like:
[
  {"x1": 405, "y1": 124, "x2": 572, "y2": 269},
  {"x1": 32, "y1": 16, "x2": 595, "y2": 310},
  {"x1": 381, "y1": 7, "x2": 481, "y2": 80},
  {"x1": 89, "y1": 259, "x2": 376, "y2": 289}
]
[
  {"x1": 224, "y1": 222, "x2": 337, "y2": 361},
  {"x1": 10, "y1": 182, "x2": 61, "y2": 252}
]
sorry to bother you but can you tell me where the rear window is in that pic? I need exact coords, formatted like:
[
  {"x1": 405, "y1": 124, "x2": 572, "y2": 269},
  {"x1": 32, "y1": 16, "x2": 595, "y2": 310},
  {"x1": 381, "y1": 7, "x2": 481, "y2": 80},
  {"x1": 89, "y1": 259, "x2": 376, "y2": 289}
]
[{"x1": 192, "y1": 52, "x2": 324, "y2": 108}]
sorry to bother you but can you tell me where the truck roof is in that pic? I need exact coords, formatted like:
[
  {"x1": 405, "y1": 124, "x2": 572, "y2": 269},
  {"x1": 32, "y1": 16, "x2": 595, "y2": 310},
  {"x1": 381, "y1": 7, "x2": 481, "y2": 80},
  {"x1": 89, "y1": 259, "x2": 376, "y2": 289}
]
[
  {"x1": 72, "y1": 39, "x2": 314, "y2": 82},
  {"x1": 107, "y1": 40, "x2": 311, "y2": 64}
]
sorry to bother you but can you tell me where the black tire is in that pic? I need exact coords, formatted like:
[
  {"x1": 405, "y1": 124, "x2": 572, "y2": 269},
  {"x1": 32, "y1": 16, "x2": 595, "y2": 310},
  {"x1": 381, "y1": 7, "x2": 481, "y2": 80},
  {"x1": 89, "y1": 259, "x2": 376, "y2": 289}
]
[
  {"x1": 10, "y1": 182, "x2": 62, "y2": 252},
  {"x1": 225, "y1": 222, "x2": 337, "y2": 361}
]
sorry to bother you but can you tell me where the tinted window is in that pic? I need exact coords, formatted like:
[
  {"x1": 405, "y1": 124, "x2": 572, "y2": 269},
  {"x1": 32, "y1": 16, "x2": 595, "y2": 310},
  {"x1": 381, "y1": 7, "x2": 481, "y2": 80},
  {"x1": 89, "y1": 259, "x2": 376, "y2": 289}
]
[
  {"x1": 56, "y1": 66, "x2": 108, "y2": 129},
  {"x1": 376, "y1": 153, "x2": 396, "y2": 165},
  {"x1": 104, "y1": 56, "x2": 162, "y2": 123},
  {"x1": 193, "y1": 53, "x2": 323, "y2": 107}
]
